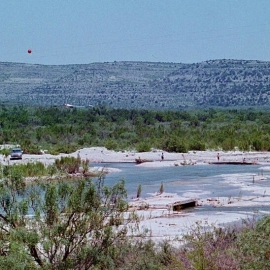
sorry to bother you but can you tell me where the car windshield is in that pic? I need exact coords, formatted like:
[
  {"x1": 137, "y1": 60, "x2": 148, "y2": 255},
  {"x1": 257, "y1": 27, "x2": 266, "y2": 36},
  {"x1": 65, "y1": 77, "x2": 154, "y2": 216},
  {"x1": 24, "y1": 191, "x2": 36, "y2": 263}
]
[{"x1": 12, "y1": 149, "x2": 22, "y2": 153}]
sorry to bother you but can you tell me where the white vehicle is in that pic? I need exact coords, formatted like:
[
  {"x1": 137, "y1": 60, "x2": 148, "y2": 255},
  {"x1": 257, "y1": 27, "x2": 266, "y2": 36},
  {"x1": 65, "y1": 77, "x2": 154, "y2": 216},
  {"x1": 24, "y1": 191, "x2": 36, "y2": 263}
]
[{"x1": 10, "y1": 148, "x2": 23, "y2": 160}]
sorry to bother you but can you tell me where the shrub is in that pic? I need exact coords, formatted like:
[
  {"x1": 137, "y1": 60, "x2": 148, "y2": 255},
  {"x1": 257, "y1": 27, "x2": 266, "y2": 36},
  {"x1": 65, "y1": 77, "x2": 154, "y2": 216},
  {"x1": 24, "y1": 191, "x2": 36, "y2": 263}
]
[
  {"x1": 49, "y1": 144, "x2": 78, "y2": 155},
  {"x1": 0, "y1": 175, "x2": 133, "y2": 269},
  {"x1": 21, "y1": 144, "x2": 42, "y2": 154},
  {"x1": 236, "y1": 216, "x2": 270, "y2": 269},
  {"x1": 162, "y1": 136, "x2": 188, "y2": 153},
  {"x1": 0, "y1": 148, "x2": 11, "y2": 157},
  {"x1": 104, "y1": 139, "x2": 118, "y2": 150},
  {"x1": 189, "y1": 140, "x2": 206, "y2": 151},
  {"x1": 2, "y1": 162, "x2": 46, "y2": 177},
  {"x1": 54, "y1": 156, "x2": 81, "y2": 174},
  {"x1": 182, "y1": 221, "x2": 239, "y2": 270},
  {"x1": 136, "y1": 141, "x2": 151, "y2": 152},
  {"x1": 252, "y1": 138, "x2": 263, "y2": 151}
]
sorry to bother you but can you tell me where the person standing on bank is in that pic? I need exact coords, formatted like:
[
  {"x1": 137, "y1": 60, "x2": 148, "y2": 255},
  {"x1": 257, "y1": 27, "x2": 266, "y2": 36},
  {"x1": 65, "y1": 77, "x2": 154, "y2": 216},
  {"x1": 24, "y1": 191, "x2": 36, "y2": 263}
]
[
  {"x1": 217, "y1": 153, "x2": 220, "y2": 161},
  {"x1": 161, "y1": 153, "x2": 164, "y2": 161}
]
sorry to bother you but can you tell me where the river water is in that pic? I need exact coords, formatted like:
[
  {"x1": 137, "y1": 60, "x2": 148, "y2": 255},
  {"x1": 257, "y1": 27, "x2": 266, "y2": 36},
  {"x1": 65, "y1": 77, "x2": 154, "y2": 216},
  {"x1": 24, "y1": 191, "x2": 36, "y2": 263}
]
[
  {"x1": 94, "y1": 163, "x2": 266, "y2": 200},
  {"x1": 94, "y1": 163, "x2": 270, "y2": 225}
]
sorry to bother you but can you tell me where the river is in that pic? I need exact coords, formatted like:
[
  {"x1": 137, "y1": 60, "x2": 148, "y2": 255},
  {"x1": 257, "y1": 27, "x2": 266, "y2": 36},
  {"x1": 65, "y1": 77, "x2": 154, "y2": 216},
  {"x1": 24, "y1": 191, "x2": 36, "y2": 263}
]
[
  {"x1": 94, "y1": 163, "x2": 270, "y2": 227},
  {"x1": 94, "y1": 163, "x2": 267, "y2": 200}
]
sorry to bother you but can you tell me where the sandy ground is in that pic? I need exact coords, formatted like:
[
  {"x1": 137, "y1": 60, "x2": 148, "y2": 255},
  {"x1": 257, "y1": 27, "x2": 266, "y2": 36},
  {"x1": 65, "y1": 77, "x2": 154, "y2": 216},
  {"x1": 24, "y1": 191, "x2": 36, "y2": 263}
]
[
  {"x1": 4, "y1": 147, "x2": 270, "y2": 246},
  {"x1": 6, "y1": 146, "x2": 270, "y2": 166}
]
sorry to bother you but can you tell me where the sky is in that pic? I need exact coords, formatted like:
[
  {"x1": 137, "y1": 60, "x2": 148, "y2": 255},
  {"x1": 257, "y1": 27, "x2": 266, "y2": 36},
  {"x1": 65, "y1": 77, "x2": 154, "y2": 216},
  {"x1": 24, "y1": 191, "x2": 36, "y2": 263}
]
[{"x1": 1, "y1": 0, "x2": 270, "y2": 65}]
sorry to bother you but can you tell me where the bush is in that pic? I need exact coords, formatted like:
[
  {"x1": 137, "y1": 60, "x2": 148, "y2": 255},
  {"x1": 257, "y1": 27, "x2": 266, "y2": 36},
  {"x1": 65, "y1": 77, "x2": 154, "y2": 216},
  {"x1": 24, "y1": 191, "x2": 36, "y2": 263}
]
[
  {"x1": 136, "y1": 141, "x2": 151, "y2": 152},
  {"x1": 0, "y1": 148, "x2": 10, "y2": 157},
  {"x1": 181, "y1": 221, "x2": 240, "y2": 269},
  {"x1": 49, "y1": 144, "x2": 78, "y2": 155},
  {"x1": 0, "y1": 175, "x2": 133, "y2": 269},
  {"x1": 189, "y1": 140, "x2": 206, "y2": 151},
  {"x1": 162, "y1": 136, "x2": 188, "y2": 153},
  {"x1": 252, "y1": 138, "x2": 263, "y2": 151},
  {"x1": 104, "y1": 139, "x2": 119, "y2": 150},
  {"x1": 21, "y1": 144, "x2": 42, "y2": 154},
  {"x1": 2, "y1": 162, "x2": 47, "y2": 177},
  {"x1": 54, "y1": 156, "x2": 81, "y2": 174},
  {"x1": 236, "y1": 216, "x2": 270, "y2": 269}
]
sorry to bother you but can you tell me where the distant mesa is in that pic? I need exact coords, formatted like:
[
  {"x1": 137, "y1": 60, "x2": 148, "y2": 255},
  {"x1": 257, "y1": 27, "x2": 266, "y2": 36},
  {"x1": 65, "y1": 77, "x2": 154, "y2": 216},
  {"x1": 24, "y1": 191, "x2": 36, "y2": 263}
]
[{"x1": 2, "y1": 59, "x2": 270, "y2": 110}]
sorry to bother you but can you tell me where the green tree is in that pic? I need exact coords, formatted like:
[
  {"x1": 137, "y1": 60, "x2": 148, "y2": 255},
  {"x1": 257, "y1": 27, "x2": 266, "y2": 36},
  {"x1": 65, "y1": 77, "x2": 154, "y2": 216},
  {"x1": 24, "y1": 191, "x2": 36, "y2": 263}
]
[{"x1": 0, "y1": 172, "x2": 133, "y2": 269}]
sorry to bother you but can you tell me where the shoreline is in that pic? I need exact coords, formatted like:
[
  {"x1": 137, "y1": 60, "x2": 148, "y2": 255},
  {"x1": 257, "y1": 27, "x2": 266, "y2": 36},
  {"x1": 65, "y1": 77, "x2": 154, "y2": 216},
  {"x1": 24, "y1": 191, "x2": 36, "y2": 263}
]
[{"x1": 4, "y1": 146, "x2": 270, "y2": 168}]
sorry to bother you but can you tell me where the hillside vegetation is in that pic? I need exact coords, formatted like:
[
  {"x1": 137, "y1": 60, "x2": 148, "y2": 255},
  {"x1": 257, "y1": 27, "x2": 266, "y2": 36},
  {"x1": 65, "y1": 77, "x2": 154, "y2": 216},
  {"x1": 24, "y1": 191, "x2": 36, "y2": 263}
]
[{"x1": 1, "y1": 59, "x2": 270, "y2": 109}]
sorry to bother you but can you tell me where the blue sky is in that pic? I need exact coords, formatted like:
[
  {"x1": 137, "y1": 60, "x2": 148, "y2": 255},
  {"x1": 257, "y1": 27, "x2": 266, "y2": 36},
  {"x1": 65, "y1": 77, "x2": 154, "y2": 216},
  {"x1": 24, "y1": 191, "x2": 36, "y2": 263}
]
[{"x1": 1, "y1": 0, "x2": 270, "y2": 65}]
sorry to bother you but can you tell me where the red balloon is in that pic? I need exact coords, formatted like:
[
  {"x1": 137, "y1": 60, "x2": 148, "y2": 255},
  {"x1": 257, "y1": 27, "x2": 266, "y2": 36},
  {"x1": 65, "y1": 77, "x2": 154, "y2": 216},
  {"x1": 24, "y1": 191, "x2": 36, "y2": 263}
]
[{"x1": 27, "y1": 49, "x2": 32, "y2": 54}]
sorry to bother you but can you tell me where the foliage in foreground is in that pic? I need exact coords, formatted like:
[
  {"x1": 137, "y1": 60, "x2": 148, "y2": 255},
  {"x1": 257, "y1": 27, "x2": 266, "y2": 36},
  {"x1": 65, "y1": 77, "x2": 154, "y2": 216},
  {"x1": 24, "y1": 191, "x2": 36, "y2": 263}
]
[
  {"x1": 0, "y1": 162, "x2": 270, "y2": 269},
  {"x1": 236, "y1": 216, "x2": 270, "y2": 270},
  {"x1": 0, "y1": 173, "x2": 133, "y2": 269}
]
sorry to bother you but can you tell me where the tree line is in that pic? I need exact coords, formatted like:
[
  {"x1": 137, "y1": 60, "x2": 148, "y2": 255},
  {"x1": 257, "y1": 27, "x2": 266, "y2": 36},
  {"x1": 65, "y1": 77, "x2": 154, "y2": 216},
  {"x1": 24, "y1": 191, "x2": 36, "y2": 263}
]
[{"x1": 1, "y1": 105, "x2": 270, "y2": 154}]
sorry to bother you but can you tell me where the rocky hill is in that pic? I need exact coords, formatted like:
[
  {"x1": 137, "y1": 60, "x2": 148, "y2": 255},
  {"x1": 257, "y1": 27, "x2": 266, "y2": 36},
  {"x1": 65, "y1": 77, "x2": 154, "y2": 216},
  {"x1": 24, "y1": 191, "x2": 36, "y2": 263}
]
[{"x1": 1, "y1": 59, "x2": 270, "y2": 110}]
